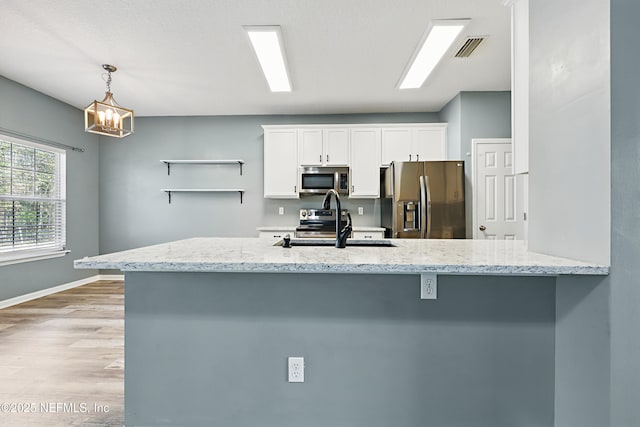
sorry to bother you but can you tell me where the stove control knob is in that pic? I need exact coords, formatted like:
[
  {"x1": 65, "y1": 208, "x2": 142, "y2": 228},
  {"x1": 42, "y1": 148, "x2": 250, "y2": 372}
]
[{"x1": 301, "y1": 210, "x2": 307, "y2": 218}]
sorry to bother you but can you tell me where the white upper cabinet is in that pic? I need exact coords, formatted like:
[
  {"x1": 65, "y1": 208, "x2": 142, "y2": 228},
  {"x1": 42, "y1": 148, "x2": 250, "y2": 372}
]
[
  {"x1": 298, "y1": 128, "x2": 349, "y2": 166},
  {"x1": 263, "y1": 123, "x2": 446, "y2": 199},
  {"x1": 323, "y1": 128, "x2": 349, "y2": 166},
  {"x1": 381, "y1": 124, "x2": 447, "y2": 166},
  {"x1": 298, "y1": 129, "x2": 324, "y2": 166},
  {"x1": 350, "y1": 128, "x2": 381, "y2": 198},
  {"x1": 414, "y1": 126, "x2": 446, "y2": 161},
  {"x1": 381, "y1": 128, "x2": 413, "y2": 165},
  {"x1": 263, "y1": 128, "x2": 299, "y2": 198}
]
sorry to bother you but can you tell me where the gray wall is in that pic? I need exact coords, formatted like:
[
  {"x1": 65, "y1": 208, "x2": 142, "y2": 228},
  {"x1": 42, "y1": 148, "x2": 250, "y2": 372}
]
[
  {"x1": 441, "y1": 92, "x2": 512, "y2": 238},
  {"x1": 439, "y1": 93, "x2": 462, "y2": 160},
  {"x1": 610, "y1": 0, "x2": 640, "y2": 424},
  {"x1": 0, "y1": 76, "x2": 99, "y2": 301},
  {"x1": 99, "y1": 112, "x2": 438, "y2": 254},
  {"x1": 554, "y1": 276, "x2": 610, "y2": 427},
  {"x1": 528, "y1": 0, "x2": 610, "y2": 265},
  {"x1": 525, "y1": 0, "x2": 613, "y2": 425},
  {"x1": 126, "y1": 272, "x2": 556, "y2": 427}
]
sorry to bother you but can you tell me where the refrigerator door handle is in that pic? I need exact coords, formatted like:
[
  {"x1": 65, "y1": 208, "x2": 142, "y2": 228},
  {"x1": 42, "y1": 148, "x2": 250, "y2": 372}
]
[
  {"x1": 419, "y1": 176, "x2": 427, "y2": 239},
  {"x1": 419, "y1": 175, "x2": 432, "y2": 239},
  {"x1": 425, "y1": 175, "x2": 432, "y2": 239}
]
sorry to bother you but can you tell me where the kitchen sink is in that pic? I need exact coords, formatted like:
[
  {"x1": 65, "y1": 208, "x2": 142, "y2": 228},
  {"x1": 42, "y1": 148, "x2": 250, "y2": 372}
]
[{"x1": 274, "y1": 238, "x2": 396, "y2": 247}]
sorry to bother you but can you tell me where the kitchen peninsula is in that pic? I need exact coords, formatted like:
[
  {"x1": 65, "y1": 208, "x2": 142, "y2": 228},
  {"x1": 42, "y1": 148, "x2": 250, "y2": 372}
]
[
  {"x1": 75, "y1": 238, "x2": 607, "y2": 427},
  {"x1": 76, "y1": 237, "x2": 605, "y2": 275}
]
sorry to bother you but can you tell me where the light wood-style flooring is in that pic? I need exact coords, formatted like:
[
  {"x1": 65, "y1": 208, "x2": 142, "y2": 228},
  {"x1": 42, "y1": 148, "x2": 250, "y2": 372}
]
[{"x1": 0, "y1": 280, "x2": 124, "y2": 426}]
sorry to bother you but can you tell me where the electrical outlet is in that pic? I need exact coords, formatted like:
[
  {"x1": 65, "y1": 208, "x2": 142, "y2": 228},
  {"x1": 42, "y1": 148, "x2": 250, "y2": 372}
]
[
  {"x1": 278, "y1": 207, "x2": 285, "y2": 215},
  {"x1": 420, "y1": 274, "x2": 437, "y2": 300},
  {"x1": 358, "y1": 207, "x2": 364, "y2": 215},
  {"x1": 288, "y1": 357, "x2": 304, "y2": 383}
]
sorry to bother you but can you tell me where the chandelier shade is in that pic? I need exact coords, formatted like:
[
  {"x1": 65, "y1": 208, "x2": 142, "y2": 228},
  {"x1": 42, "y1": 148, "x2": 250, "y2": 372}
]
[{"x1": 84, "y1": 64, "x2": 134, "y2": 138}]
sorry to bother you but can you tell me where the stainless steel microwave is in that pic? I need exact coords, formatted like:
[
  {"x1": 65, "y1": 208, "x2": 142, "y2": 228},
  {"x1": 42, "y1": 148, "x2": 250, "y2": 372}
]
[{"x1": 299, "y1": 167, "x2": 349, "y2": 196}]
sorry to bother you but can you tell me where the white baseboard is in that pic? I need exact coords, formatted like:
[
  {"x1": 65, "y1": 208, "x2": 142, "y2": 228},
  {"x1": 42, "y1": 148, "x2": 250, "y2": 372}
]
[
  {"x1": 98, "y1": 274, "x2": 125, "y2": 281},
  {"x1": 0, "y1": 274, "x2": 124, "y2": 309}
]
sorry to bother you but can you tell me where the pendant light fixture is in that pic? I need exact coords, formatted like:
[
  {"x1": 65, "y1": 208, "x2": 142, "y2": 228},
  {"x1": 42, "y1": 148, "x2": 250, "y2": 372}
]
[{"x1": 84, "y1": 64, "x2": 134, "y2": 138}]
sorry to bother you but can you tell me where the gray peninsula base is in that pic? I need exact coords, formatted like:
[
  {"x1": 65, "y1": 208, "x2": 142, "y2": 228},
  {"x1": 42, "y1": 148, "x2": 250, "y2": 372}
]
[{"x1": 124, "y1": 271, "x2": 555, "y2": 427}]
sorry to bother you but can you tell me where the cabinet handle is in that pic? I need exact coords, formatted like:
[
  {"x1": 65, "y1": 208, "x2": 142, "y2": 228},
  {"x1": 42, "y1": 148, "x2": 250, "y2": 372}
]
[
  {"x1": 409, "y1": 154, "x2": 412, "y2": 161},
  {"x1": 351, "y1": 185, "x2": 355, "y2": 192},
  {"x1": 416, "y1": 154, "x2": 419, "y2": 162},
  {"x1": 319, "y1": 154, "x2": 322, "y2": 162},
  {"x1": 294, "y1": 185, "x2": 297, "y2": 193},
  {"x1": 326, "y1": 154, "x2": 329, "y2": 162}
]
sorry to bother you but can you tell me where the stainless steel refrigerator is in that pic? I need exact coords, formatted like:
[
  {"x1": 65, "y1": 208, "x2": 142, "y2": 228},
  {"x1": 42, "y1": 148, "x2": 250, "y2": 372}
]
[{"x1": 381, "y1": 161, "x2": 465, "y2": 239}]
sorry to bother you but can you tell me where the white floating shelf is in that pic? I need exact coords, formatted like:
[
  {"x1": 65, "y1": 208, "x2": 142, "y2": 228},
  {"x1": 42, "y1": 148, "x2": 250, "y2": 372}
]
[
  {"x1": 160, "y1": 160, "x2": 245, "y2": 175},
  {"x1": 161, "y1": 189, "x2": 246, "y2": 204}
]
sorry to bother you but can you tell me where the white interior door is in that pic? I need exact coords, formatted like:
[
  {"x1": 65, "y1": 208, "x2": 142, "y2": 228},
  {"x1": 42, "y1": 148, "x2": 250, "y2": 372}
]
[{"x1": 474, "y1": 139, "x2": 524, "y2": 240}]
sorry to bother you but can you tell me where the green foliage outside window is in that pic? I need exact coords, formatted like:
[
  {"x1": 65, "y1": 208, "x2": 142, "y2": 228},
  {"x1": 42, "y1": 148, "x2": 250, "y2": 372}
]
[{"x1": 0, "y1": 139, "x2": 64, "y2": 251}]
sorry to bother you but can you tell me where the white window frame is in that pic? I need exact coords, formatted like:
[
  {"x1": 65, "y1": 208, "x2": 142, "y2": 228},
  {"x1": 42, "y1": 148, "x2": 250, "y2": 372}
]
[{"x1": 0, "y1": 134, "x2": 68, "y2": 265}]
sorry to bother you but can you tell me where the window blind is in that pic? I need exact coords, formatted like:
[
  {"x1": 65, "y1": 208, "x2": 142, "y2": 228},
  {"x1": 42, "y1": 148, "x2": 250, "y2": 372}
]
[{"x1": 0, "y1": 135, "x2": 66, "y2": 253}]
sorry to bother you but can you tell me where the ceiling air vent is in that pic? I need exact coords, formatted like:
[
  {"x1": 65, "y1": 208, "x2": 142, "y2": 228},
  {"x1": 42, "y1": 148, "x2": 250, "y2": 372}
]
[{"x1": 454, "y1": 37, "x2": 485, "y2": 58}]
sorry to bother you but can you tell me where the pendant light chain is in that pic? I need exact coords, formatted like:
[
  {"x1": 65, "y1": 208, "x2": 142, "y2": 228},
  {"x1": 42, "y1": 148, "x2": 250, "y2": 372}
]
[{"x1": 104, "y1": 70, "x2": 113, "y2": 93}]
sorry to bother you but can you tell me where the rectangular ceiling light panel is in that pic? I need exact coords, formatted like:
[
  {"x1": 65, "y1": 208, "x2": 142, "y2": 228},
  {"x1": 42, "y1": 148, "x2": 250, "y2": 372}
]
[
  {"x1": 245, "y1": 26, "x2": 292, "y2": 92},
  {"x1": 399, "y1": 19, "x2": 470, "y2": 89}
]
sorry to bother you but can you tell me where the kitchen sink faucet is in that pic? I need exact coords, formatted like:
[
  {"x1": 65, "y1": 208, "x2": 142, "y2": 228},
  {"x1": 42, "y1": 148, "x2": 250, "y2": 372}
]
[{"x1": 321, "y1": 189, "x2": 352, "y2": 248}]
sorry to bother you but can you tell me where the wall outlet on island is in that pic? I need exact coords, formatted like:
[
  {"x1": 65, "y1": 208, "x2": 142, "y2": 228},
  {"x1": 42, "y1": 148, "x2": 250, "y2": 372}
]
[
  {"x1": 420, "y1": 274, "x2": 438, "y2": 300},
  {"x1": 278, "y1": 207, "x2": 285, "y2": 215},
  {"x1": 358, "y1": 207, "x2": 364, "y2": 215}
]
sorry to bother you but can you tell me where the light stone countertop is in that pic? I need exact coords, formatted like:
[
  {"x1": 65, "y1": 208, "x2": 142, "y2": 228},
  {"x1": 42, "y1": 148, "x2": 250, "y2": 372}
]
[
  {"x1": 74, "y1": 237, "x2": 608, "y2": 276},
  {"x1": 256, "y1": 226, "x2": 385, "y2": 232}
]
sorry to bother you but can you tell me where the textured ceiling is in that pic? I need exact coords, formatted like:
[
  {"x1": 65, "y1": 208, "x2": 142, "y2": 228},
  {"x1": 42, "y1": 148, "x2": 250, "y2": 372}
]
[{"x1": 0, "y1": 0, "x2": 511, "y2": 116}]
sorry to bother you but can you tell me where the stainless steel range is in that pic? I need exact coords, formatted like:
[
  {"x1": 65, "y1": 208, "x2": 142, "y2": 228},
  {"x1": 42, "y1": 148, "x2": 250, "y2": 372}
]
[{"x1": 296, "y1": 209, "x2": 349, "y2": 238}]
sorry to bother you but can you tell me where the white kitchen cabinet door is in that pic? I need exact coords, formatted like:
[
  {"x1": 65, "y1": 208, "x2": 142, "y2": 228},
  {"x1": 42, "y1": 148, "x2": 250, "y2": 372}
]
[
  {"x1": 352, "y1": 230, "x2": 385, "y2": 240},
  {"x1": 381, "y1": 125, "x2": 447, "y2": 166},
  {"x1": 349, "y1": 128, "x2": 381, "y2": 198},
  {"x1": 323, "y1": 128, "x2": 349, "y2": 166},
  {"x1": 258, "y1": 229, "x2": 295, "y2": 239},
  {"x1": 264, "y1": 129, "x2": 299, "y2": 198},
  {"x1": 299, "y1": 128, "x2": 349, "y2": 166},
  {"x1": 414, "y1": 127, "x2": 446, "y2": 161},
  {"x1": 381, "y1": 128, "x2": 412, "y2": 166},
  {"x1": 298, "y1": 128, "x2": 324, "y2": 166}
]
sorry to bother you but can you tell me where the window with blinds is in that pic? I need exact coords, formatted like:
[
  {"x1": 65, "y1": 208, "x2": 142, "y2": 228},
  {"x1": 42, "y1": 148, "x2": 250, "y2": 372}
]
[{"x1": 0, "y1": 135, "x2": 66, "y2": 254}]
